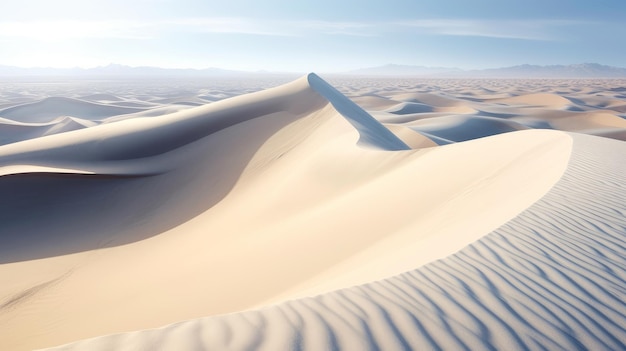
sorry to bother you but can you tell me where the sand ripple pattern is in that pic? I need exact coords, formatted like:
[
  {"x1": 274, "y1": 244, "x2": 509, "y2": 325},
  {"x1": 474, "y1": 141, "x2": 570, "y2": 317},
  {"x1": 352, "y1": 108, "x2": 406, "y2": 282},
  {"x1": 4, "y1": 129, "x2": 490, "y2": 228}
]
[{"x1": 50, "y1": 132, "x2": 626, "y2": 350}]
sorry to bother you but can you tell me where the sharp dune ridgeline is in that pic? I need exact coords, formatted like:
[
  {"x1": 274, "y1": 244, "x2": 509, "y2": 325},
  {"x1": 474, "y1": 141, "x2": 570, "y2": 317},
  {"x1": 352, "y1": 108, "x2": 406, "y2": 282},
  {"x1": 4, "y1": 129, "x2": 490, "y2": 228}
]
[{"x1": 0, "y1": 74, "x2": 625, "y2": 350}]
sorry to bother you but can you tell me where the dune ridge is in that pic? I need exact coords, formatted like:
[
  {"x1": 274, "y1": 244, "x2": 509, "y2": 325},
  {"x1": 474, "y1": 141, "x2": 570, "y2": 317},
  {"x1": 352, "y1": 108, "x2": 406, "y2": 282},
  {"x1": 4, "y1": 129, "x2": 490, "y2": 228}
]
[
  {"x1": 307, "y1": 74, "x2": 409, "y2": 150},
  {"x1": 0, "y1": 74, "x2": 406, "y2": 177},
  {"x1": 0, "y1": 97, "x2": 146, "y2": 123},
  {"x1": 0, "y1": 75, "x2": 321, "y2": 176}
]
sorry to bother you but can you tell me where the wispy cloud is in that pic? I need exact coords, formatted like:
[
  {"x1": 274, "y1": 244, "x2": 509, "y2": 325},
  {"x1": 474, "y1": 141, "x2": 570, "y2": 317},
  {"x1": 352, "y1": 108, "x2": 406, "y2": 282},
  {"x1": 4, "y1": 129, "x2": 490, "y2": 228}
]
[
  {"x1": 160, "y1": 18, "x2": 291, "y2": 36},
  {"x1": 0, "y1": 18, "x2": 377, "y2": 41},
  {"x1": 293, "y1": 20, "x2": 376, "y2": 37},
  {"x1": 0, "y1": 17, "x2": 585, "y2": 42},
  {"x1": 165, "y1": 18, "x2": 376, "y2": 36},
  {"x1": 395, "y1": 19, "x2": 584, "y2": 41},
  {"x1": 0, "y1": 20, "x2": 151, "y2": 41},
  {"x1": 0, "y1": 19, "x2": 265, "y2": 41}
]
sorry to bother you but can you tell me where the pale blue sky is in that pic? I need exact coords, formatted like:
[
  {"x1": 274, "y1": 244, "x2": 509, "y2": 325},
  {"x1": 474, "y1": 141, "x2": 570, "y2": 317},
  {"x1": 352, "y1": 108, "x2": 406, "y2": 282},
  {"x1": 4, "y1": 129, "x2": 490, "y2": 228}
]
[{"x1": 1, "y1": 0, "x2": 625, "y2": 72}]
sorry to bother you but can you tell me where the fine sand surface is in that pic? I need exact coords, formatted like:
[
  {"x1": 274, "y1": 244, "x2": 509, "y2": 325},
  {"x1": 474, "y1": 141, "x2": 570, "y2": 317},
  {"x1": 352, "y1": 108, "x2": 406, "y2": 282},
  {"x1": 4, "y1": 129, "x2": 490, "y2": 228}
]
[{"x1": 0, "y1": 75, "x2": 624, "y2": 350}]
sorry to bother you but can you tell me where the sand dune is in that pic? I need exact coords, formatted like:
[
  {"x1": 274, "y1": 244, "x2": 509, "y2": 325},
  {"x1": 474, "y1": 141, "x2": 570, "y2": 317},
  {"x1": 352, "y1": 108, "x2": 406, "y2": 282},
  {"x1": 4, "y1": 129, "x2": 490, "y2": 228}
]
[
  {"x1": 0, "y1": 116, "x2": 97, "y2": 146},
  {"x1": 78, "y1": 93, "x2": 125, "y2": 102},
  {"x1": 390, "y1": 92, "x2": 465, "y2": 107},
  {"x1": 385, "y1": 102, "x2": 435, "y2": 114},
  {"x1": 0, "y1": 96, "x2": 147, "y2": 123},
  {"x1": 0, "y1": 119, "x2": 53, "y2": 145},
  {"x1": 406, "y1": 115, "x2": 529, "y2": 143},
  {"x1": 0, "y1": 75, "x2": 624, "y2": 350},
  {"x1": 494, "y1": 92, "x2": 574, "y2": 108},
  {"x1": 346, "y1": 78, "x2": 626, "y2": 142},
  {"x1": 47, "y1": 135, "x2": 626, "y2": 351}
]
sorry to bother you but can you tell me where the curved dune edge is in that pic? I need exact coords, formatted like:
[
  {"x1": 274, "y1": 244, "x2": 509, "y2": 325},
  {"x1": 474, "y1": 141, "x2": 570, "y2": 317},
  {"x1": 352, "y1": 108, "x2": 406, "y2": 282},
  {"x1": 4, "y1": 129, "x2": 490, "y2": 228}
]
[
  {"x1": 0, "y1": 75, "x2": 575, "y2": 350},
  {"x1": 0, "y1": 75, "x2": 325, "y2": 175},
  {"x1": 306, "y1": 73, "x2": 409, "y2": 151},
  {"x1": 0, "y1": 165, "x2": 94, "y2": 176},
  {"x1": 0, "y1": 74, "x2": 402, "y2": 177},
  {"x1": 41, "y1": 133, "x2": 625, "y2": 351},
  {"x1": 0, "y1": 96, "x2": 146, "y2": 123}
]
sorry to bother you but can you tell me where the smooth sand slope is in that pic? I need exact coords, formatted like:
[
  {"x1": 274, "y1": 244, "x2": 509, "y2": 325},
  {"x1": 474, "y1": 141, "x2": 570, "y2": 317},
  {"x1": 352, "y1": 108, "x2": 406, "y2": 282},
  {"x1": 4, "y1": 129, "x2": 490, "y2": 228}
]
[
  {"x1": 47, "y1": 134, "x2": 626, "y2": 351},
  {"x1": 0, "y1": 75, "x2": 624, "y2": 350}
]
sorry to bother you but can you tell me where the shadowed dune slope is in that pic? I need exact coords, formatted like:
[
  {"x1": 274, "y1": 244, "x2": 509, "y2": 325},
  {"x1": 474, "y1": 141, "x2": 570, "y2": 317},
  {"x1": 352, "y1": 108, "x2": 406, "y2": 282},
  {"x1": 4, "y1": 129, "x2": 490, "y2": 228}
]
[
  {"x1": 0, "y1": 116, "x2": 97, "y2": 146},
  {"x1": 307, "y1": 74, "x2": 409, "y2": 150},
  {"x1": 406, "y1": 115, "x2": 529, "y2": 142},
  {"x1": 0, "y1": 75, "x2": 332, "y2": 264}
]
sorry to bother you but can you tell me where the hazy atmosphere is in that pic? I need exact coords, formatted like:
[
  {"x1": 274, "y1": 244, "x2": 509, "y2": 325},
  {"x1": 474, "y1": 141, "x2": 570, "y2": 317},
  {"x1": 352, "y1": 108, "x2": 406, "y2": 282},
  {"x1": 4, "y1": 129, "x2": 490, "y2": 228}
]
[{"x1": 2, "y1": 0, "x2": 626, "y2": 71}]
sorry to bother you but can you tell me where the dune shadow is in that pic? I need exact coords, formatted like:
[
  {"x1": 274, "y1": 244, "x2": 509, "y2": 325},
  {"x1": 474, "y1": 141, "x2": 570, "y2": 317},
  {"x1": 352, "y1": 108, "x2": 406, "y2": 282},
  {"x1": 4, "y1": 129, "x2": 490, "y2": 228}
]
[{"x1": 0, "y1": 112, "x2": 312, "y2": 264}]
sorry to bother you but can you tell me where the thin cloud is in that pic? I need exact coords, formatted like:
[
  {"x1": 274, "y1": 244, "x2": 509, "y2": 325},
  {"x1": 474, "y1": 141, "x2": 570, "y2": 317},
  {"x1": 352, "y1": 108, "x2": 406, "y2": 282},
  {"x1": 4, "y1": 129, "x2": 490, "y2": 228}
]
[
  {"x1": 0, "y1": 17, "x2": 378, "y2": 41},
  {"x1": 0, "y1": 18, "x2": 285, "y2": 41},
  {"x1": 161, "y1": 18, "x2": 376, "y2": 37},
  {"x1": 0, "y1": 20, "x2": 151, "y2": 41},
  {"x1": 293, "y1": 20, "x2": 376, "y2": 36},
  {"x1": 0, "y1": 17, "x2": 587, "y2": 42},
  {"x1": 395, "y1": 19, "x2": 586, "y2": 41},
  {"x1": 161, "y1": 18, "x2": 292, "y2": 36}
]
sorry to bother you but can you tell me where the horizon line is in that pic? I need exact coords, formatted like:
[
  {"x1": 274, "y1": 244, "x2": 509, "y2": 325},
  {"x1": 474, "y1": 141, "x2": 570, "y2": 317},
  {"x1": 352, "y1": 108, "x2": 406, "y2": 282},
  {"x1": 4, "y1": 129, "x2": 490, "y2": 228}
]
[{"x1": 1, "y1": 61, "x2": 626, "y2": 73}]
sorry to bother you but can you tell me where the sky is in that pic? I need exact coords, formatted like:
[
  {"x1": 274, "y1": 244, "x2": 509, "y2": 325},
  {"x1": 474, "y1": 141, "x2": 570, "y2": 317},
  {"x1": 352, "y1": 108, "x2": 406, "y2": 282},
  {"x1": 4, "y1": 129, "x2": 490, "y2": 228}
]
[{"x1": 1, "y1": 0, "x2": 625, "y2": 72}]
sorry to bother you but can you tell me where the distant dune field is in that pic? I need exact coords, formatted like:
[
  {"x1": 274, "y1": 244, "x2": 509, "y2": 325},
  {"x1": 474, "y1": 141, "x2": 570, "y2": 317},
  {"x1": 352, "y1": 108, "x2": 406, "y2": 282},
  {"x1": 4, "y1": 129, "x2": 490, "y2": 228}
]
[{"x1": 0, "y1": 75, "x2": 624, "y2": 350}]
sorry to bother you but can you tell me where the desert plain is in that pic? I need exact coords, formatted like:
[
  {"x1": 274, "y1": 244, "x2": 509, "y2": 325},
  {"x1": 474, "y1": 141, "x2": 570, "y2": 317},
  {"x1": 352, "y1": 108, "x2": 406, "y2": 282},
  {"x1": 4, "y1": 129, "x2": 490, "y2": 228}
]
[{"x1": 0, "y1": 74, "x2": 625, "y2": 350}]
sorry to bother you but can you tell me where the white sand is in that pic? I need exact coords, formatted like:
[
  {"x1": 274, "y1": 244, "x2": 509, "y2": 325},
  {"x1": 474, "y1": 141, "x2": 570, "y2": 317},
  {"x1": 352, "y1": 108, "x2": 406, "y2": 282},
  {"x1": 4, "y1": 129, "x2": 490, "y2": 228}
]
[
  {"x1": 45, "y1": 134, "x2": 626, "y2": 351},
  {"x1": 0, "y1": 75, "x2": 624, "y2": 350}
]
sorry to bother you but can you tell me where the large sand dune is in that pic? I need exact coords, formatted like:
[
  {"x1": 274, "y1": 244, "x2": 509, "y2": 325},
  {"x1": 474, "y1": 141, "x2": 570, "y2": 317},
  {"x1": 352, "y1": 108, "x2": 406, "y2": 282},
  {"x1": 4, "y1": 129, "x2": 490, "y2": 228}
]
[{"x1": 0, "y1": 75, "x2": 624, "y2": 350}]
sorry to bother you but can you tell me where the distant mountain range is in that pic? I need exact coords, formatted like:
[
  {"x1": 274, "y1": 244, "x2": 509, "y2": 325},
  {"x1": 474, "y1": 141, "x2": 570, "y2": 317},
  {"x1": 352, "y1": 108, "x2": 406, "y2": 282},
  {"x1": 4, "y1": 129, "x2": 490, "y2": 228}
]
[
  {"x1": 1, "y1": 63, "x2": 625, "y2": 78},
  {"x1": 346, "y1": 63, "x2": 626, "y2": 78},
  {"x1": 347, "y1": 64, "x2": 463, "y2": 76}
]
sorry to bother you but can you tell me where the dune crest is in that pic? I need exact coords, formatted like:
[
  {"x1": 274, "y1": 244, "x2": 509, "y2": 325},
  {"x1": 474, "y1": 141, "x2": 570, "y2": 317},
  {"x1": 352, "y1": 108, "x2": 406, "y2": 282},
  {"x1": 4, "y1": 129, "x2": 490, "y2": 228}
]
[
  {"x1": 0, "y1": 97, "x2": 146, "y2": 123},
  {"x1": 307, "y1": 73, "x2": 409, "y2": 150}
]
